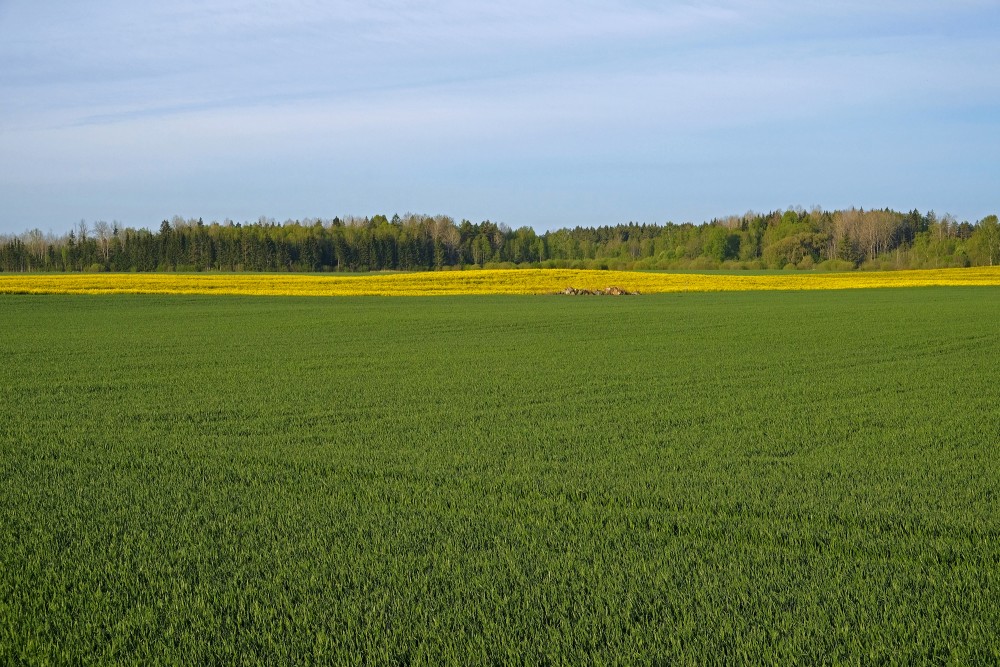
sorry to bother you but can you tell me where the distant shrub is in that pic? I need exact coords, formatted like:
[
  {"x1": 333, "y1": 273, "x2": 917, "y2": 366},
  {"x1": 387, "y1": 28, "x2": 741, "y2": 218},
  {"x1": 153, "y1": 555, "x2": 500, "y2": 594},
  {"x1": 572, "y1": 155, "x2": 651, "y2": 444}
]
[
  {"x1": 860, "y1": 259, "x2": 896, "y2": 271},
  {"x1": 816, "y1": 259, "x2": 855, "y2": 272},
  {"x1": 688, "y1": 257, "x2": 719, "y2": 270}
]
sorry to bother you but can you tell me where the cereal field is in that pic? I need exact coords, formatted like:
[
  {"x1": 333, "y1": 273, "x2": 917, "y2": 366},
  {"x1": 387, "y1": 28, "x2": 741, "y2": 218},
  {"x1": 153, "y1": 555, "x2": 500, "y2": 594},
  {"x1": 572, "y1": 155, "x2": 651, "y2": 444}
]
[{"x1": 2, "y1": 288, "x2": 999, "y2": 663}]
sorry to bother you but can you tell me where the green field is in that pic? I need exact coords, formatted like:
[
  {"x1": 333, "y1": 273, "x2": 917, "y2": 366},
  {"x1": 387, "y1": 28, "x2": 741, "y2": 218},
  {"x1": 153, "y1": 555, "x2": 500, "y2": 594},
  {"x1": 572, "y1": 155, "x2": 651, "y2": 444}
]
[{"x1": 2, "y1": 289, "x2": 999, "y2": 664}]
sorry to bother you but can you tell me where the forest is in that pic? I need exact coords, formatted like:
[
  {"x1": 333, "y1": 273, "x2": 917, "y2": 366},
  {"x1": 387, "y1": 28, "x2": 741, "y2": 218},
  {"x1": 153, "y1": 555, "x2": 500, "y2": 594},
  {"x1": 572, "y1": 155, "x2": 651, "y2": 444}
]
[{"x1": 1, "y1": 207, "x2": 998, "y2": 273}]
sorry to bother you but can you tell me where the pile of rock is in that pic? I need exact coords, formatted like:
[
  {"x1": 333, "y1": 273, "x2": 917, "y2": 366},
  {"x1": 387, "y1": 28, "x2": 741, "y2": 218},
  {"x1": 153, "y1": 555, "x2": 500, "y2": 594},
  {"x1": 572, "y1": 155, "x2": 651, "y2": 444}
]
[{"x1": 559, "y1": 286, "x2": 638, "y2": 296}]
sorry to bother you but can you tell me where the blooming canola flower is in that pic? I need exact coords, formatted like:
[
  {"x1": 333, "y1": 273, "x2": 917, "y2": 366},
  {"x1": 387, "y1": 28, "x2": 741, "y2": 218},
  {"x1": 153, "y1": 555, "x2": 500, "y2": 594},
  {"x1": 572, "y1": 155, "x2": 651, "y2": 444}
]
[{"x1": 2, "y1": 268, "x2": 1000, "y2": 296}]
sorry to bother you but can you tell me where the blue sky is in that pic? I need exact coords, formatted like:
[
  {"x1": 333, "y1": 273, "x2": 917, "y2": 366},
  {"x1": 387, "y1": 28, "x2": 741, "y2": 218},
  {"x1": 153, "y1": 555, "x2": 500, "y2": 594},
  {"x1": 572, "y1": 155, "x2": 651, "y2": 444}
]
[{"x1": 1, "y1": 0, "x2": 998, "y2": 234}]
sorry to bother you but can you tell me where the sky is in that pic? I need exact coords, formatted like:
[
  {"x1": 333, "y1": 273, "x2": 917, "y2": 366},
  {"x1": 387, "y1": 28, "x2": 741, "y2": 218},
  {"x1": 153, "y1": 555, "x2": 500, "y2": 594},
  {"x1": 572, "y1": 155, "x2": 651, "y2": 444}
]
[{"x1": 1, "y1": 0, "x2": 998, "y2": 234}]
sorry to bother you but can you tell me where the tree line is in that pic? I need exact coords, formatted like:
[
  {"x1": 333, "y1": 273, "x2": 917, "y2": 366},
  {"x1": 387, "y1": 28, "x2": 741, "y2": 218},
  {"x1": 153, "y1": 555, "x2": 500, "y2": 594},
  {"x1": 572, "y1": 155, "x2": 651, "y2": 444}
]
[{"x1": 1, "y1": 208, "x2": 998, "y2": 273}]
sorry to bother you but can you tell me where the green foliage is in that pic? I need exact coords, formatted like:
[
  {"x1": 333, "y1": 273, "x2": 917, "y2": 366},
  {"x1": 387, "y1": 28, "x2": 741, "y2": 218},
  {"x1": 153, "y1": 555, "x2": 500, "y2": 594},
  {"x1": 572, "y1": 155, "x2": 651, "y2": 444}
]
[
  {"x1": 970, "y1": 215, "x2": 1000, "y2": 266},
  {"x1": 837, "y1": 234, "x2": 858, "y2": 265},
  {"x1": 702, "y1": 225, "x2": 740, "y2": 262},
  {"x1": 816, "y1": 258, "x2": 856, "y2": 272},
  {"x1": 2, "y1": 209, "x2": 997, "y2": 273},
  {"x1": 2, "y1": 290, "x2": 1000, "y2": 663},
  {"x1": 762, "y1": 232, "x2": 828, "y2": 269}
]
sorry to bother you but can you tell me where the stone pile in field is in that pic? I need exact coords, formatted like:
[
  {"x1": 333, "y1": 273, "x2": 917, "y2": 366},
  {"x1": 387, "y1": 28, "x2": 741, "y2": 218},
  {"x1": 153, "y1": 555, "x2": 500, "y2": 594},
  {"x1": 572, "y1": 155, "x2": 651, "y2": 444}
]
[{"x1": 559, "y1": 286, "x2": 638, "y2": 296}]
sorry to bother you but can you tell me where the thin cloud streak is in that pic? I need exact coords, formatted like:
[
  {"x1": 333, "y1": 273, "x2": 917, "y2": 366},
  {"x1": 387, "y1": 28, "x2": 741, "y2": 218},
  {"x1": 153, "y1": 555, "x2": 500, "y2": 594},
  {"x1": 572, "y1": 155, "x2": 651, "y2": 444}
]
[{"x1": 1, "y1": 1, "x2": 997, "y2": 231}]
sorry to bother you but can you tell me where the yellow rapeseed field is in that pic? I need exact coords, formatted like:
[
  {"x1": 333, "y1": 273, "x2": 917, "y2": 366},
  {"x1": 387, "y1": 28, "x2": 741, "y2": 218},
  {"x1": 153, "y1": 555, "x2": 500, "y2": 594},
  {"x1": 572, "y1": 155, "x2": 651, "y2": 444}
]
[{"x1": 2, "y1": 267, "x2": 1000, "y2": 296}]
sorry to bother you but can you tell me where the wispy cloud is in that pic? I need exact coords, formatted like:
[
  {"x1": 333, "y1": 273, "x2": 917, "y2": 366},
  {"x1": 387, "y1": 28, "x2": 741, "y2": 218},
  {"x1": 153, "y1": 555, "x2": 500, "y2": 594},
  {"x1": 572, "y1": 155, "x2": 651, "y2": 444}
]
[{"x1": 1, "y1": 1, "x2": 998, "y2": 230}]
